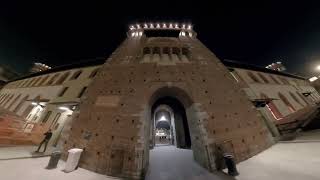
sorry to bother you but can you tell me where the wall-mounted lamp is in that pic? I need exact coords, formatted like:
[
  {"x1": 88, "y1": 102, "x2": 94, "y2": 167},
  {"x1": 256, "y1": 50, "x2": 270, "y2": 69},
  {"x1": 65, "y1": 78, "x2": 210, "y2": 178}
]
[
  {"x1": 302, "y1": 92, "x2": 312, "y2": 97},
  {"x1": 251, "y1": 98, "x2": 276, "y2": 108},
  {"x1": 59, "y1": 106, "x2": 70, "y2": 111}
]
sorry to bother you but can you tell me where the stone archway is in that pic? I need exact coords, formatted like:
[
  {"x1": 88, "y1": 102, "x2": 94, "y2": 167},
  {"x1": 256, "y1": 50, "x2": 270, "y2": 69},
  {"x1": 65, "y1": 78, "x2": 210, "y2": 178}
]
[
  {"x1": 151, "y1": 104, "x2": 176, "y2": 147},
  {"x1": 146, "y1": 86, "x2": 213, "y2": 171},
  {"x1": 64, "y1": 27, "x2": 274, "y2": 179}
]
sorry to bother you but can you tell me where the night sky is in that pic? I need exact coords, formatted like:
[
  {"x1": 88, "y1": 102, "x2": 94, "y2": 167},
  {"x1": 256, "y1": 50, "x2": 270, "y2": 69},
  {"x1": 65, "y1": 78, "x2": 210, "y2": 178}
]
[{"x1": 1, "y1": 1, "x2": 320, "y2": 77}]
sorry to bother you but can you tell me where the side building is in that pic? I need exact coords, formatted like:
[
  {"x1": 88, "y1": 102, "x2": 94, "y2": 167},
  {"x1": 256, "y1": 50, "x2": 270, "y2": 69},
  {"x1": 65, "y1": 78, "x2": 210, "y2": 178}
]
[
  {"x1": 224, "y1": 60, "x2": 320, "y2": 137},
  {"x1": 0, "y1": 60, "x2": 102, "y2": 146}
]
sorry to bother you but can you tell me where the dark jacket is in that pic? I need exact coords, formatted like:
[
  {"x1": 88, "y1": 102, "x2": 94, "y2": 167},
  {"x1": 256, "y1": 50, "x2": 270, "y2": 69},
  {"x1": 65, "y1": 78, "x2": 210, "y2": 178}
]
[{"x1": 44, "y1": 132, "x2": 53, "y2": 140}]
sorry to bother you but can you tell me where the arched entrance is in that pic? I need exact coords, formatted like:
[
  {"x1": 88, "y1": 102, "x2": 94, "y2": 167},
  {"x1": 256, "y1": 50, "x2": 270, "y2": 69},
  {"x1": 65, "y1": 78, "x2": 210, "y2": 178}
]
[
  {"x1": 145, "y1": 86, "x2": 214, "y2": 179},
  {"x1": 151, "y1": 97, "x2": 191, "y2": 149}
]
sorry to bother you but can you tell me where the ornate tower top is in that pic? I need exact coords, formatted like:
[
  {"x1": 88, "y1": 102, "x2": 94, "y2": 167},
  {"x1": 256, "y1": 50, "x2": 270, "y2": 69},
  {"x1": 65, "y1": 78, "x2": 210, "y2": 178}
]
[{"x1": 127, "y1": 22, "x2": 196, "y2": 38}]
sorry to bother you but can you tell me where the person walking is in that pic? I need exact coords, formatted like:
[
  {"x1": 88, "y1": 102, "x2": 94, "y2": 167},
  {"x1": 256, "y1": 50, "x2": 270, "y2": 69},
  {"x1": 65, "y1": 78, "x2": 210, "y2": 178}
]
[{"x1": 35, "y1": 129, "x2": 53, "y2": 153}]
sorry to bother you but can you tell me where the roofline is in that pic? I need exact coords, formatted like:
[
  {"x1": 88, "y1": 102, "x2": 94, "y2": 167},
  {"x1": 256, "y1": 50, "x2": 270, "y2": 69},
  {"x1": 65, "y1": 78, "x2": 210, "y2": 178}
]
[
  {"x1": 222, "y1": 59, "x2": 307, "y2": 80},
  {"x1": 10, "y1": 58, "x2": 106, "y2": 82},
  {"x1": 8, "y1": 58, "x2": 307, "y2": 83}
]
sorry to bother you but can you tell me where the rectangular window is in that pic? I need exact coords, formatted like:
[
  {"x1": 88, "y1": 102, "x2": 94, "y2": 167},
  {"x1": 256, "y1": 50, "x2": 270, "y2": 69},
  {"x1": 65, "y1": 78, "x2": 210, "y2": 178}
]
[
  {"x1": 70, "y1": 71, "x2": 82, "y2": 80},
  {"x1": 42, "y1": 111, "x2": 52, "y2": 123},
  {"x1": 50, "y1": 113, "x2": 61, "y2": 128},
  {"x1": 58, "y1": 87, "x2": 69, "y2": 97},
  {"x1": 78, "y1": 87, "x2": 87, "y2": 98}
]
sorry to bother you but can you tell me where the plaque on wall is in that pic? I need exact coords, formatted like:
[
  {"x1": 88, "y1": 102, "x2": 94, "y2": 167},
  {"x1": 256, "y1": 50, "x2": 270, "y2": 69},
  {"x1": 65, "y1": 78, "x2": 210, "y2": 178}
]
[{"x1": 95, "y1": 95, "x2": 120, "y2": 107}]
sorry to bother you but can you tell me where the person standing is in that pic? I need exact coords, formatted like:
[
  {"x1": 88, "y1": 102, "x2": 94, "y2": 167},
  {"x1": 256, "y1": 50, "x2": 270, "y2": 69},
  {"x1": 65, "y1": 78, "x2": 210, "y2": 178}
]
[{"x1": 35, "y1": 129, "x2": 53, "y2": 153}]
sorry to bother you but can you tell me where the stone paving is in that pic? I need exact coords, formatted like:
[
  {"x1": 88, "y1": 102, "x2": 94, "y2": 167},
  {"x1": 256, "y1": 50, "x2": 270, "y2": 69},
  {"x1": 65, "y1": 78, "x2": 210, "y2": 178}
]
[
  {"x1": 0, "y1": 139, "x2": 319, "y2": 180},
  {"x1": 0, "y1": 157, "x2": 121, "y2": 180},
  {"x1": 146, "y1": 145, "x2": 232, "y2": 180},
  {"x1": 234, "y1": 142, "x2": 320, "y2": 180},
  {"x1": 295, "y1": 129, "x2": 320, "y2": 141},
  {"x1": 0, "y1": 145, "x2": 56, "y2": 160}
]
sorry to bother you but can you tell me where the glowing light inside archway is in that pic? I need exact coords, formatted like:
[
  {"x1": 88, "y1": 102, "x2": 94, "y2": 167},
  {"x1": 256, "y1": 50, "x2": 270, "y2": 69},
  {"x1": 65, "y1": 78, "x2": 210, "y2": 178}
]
[{"x1": 159, "y1": 116, "x2": 167, "y2": 121}]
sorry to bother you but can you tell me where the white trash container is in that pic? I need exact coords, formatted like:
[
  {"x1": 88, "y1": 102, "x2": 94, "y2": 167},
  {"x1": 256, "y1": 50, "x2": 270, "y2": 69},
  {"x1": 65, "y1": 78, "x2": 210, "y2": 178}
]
[{"x1": 64, "y1": 148, "x2": 83, "y2": 172}]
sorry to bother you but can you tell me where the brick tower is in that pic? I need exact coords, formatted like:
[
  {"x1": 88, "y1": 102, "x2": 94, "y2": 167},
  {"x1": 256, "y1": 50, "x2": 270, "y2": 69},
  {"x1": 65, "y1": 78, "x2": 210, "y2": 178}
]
[{"x1": 64, "y1": 22, "x2": 273, "y2": 179}]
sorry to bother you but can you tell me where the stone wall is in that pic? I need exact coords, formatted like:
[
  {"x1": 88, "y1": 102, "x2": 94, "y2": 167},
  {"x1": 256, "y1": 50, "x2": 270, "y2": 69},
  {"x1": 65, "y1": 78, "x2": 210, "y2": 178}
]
[{"x1": 64, "y1": 34, "x2": 274, "y2": 179}]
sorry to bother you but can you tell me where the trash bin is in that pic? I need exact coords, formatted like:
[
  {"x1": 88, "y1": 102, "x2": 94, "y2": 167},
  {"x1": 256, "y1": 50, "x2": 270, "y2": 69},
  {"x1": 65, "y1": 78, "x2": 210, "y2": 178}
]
[
  {"x1": 46, "y1": 151, "x2": 61, "y2": 169},
  {"x1": 223, "y1": 153, "x2": 239, "y2": 176},
  {"x1": 64, "y1": 148, "x2": 83, "y2": 173}
]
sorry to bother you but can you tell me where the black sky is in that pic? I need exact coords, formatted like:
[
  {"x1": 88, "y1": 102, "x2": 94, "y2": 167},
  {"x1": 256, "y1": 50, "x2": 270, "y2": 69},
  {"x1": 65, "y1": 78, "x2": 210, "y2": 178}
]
[{"x1": 1, "y1": 1, "x2": 320, "y2": 77}]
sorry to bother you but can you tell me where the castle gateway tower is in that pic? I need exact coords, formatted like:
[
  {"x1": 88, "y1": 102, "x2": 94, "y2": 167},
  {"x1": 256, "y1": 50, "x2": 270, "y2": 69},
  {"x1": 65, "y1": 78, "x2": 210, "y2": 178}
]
[{"x1": 64, "y1": 23, "x2": 273, "y2": 179}]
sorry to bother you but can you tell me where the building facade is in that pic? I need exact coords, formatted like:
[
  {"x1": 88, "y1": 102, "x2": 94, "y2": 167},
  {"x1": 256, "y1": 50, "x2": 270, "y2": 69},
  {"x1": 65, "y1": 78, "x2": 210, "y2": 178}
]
[
  {"x1": 0, "y1": 61, "x2": 101, "y2": 146},
  {"x1": 0, "y1": 23, "x2": 319, "y2": 179},
  {"x1": 224, "y1": 60, "x2": 320, "y2": 137}
]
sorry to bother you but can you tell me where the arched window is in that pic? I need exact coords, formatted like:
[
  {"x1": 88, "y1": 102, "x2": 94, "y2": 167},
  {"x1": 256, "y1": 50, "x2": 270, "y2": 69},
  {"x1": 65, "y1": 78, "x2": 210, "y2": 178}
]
[
  {"x1": 34, "y1": 77, "x2": 43, "y2": 86},
  {"x1": 258, "y1": 73, "x2": 269, "y2": 83},
  {"x1": 50, "y1": 113, "x2": 61, "y2": 129},
  {"x1": 0, "y1": 94, "x2": 8, "y2": 104},
  {"x1": 47, "y1": 73, "x2": 60, "y2": 85},
  {"x1": 7, "y1": 94, "x2": 21, "y2": 110},
  {"x1": 41, "y1": 111, "x2": 52, "y2": 123},
  {"x1": 89, "y1": 68, "x2": 99, "y2": 78},
  {"x1": 31, "y1": 77, "x2": 41, "y2": 87},
  {"x1": 39, "y1": 75, "x2": 50, "y2": 86},
  {"x1": 26, "y1": 78, "x2": 35, "y2": 87},
  {"x1": 13, "y1": 95, "x2": 29, "y2": 113},
  {"x1": 289, "y1": 92, "x2": 304, "y2": 107},
  {"x1": 261, "y1": 93, "x2": 283, "y2": 120},
  {"x1": 278, "y1": 92, "x2": 295, "y2": 112},
  {"x1": 1, "y1": 95, "x2": 8, "y2": 105},
  {"x1": 247, "y1": 72, "x2": 260, "y2": 83},
  {"x1": 19, "y1": 80, "x2": 26, "y2": 88},
  {"x1": 22, "y1": 79, "x2": 30, "y2": 88},
  {"x1": 17, "y1": 81, "x2": 23, "y2": 88},
  {"x1": 56, "y1": 72, "x2": 70, "y2": 85},
  {"x1": 4, "y1": 94, "x2": 15, "y2": 107},
  {"x1": 70, "y1": 70, "x2": 82, "y2": 80},
  {"x1": 0, "y1": 94, "x2": 6, "y2": 102},
  {"x1": 4, "y1": 94, "x2": 12, "y2": 105},
  {"x1": 270, "y1": 75, "x2": 280, "y2": 84}
]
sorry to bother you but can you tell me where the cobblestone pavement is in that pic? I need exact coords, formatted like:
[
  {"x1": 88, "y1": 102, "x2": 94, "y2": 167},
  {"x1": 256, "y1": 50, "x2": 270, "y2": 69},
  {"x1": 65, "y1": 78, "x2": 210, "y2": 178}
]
[
  {"x1": 0, "y1": 157, "x2": 121, "y2": 180},
  {"x1": 0, "y1": 145, "x2": 56, "y2": 160},
  {"x1": 146, "y1": 145, "x2": 233, "y2": 180},
  {"x1": 0, "y1": 141, "x2": 319, "y2": 180},
  {"x1": 234, "y1": 142, "x2": 320, "y2": 180},
  {"x1": 146, "y1": 142, "x2": 320, "y2": 180}
]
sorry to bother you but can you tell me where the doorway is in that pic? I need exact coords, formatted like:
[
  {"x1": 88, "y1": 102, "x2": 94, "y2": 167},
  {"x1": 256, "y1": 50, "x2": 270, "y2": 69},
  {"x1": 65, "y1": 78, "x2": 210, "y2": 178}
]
[
  {"x1": 151, "y1": 96, "x2": 191, "y2": 149},
  {"x1": 146, "y1": 92, "x2": 213, "y2": 179}
]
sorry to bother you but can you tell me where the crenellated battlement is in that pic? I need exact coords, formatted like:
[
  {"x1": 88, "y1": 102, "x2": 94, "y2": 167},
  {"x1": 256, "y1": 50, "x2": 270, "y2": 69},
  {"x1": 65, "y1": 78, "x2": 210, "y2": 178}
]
[{"x1": 128, "y1": 22, "x2": 196, "y2": 38}]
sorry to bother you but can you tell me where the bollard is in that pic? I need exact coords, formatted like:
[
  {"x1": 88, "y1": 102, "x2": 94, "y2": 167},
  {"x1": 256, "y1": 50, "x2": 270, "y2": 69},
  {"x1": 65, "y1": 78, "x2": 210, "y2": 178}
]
[
  {"x1": 223, "y1": 153, "x2": 239, "y2": 176},
  {"x1": 46, "y1": 151, "x2": 62, "y2": 169},
  {"x1": 64, "y1": 148, "x2": 83, "y2": 173}
]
